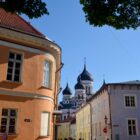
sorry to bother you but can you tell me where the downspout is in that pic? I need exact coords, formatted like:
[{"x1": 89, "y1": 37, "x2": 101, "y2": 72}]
[
  {"x1": 54, "y1": 62, "x2": 64, "y2": 109},
  {"x1": 88, "y1": 102, "x2": 92, "y2": 140},
  {"x1": 90, "y1": 103, "x2": 92, "y2": 140},
  {"x1": 53, "y1": 62, "x2": 64, "y2": 140},
  {"x1": 108, "y1": 86, "x2": 113, "y2": 140}
]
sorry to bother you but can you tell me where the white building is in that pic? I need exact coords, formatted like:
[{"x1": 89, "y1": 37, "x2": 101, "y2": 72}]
[{"x1": 90, "y1": 80, "x2": 140, "y2": 140}]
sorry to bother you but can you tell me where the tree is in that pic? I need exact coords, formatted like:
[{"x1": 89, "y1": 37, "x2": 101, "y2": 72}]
[
  {"x1": 1, "y1": 0, "x2": 140, "y2": 29},
  {"x1": 80, "y1": 0, "x2": 140, "y2": 29},
  {"x1": 0, "y1": 0, "x2": 49, "y2": 18}
]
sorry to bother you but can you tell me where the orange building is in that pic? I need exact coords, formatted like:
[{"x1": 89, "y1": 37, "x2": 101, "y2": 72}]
[{"x1": 0, "y1": 8, "x2": 61, "y2": 140}]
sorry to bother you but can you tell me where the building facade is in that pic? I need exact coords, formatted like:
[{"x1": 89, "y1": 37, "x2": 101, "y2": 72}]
[
  {"x1": 76, "y1": 103, "x2": 91, "y2": 140},
  {"x1": 0, "y1": 8, "x2": 61, "y2": 140},
  {"x1": 57, "y1": 121, "x2": 70, "y2": 140},
  {"x1": 90, "y1": 81, "x2": 140, "y2": 140},
  {"x1": 70, "y1": 118, "x2": 76, "y2": 140}
]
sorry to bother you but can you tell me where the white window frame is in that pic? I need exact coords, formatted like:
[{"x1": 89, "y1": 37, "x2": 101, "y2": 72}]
[
  {"x1": 124, "y1": 94, "x2": 137, "y2": 108},
  {"x1": 43, "y1": 60, "x2": 52, "y2": 88},
  {"x1": 40, "y1": 112, "x2": 50, "y2": 136},
  {"x1": 7, "y1": 51, "x2": 23, "y2": 83},
  {"x1": 127, "y1": 118, "x2": 138, "y2": 136},
  {"x1": 0, "y1": 108, "x2": 18, "y2": 135}
]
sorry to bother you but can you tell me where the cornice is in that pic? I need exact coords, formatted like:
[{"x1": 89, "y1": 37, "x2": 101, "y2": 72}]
[{"x1": 0, "y1": 27, "x2": 61, "y2": 54}]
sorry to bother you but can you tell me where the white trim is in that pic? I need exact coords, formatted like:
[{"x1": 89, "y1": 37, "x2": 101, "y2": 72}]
[
  {"x1": 43, "y1": 60, "x2": 52, "y2": 89},
  {"x1": 123, "y1": 94, "x2": 137, "y2": 109},
  {"x1": 6, "y1": 51, "x2": 24, "y2": 83},
  {"x1": 126, "y1": 118, "x2": 139, "y2": 136},
  {"x1": 0, "y1": 40, "x2": 56, "y2": 62},
  {"x1": 0, "y1": 108, "x2": 18, "y2": 134},
  {"x1": 0, "y1": 89, "x2": 54, "y2": 102}
]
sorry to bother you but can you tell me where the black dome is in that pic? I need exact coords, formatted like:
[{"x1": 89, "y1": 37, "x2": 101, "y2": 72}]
[
  {"x1": 75, "y1": 78, "x2": 85, "y2": 90},
  {"x1": 78, "y1": 65, "x2": 93, "y2": 81},
  {"x1": 62, "y1": 83, "x2": 72, "y2": 95}
]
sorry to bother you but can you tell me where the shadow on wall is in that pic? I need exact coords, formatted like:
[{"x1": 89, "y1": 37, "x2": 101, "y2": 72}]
[
  {"x1": 0, "y1": 94, "x2": 33, "y2": 102},
  {"x1": 0, "y1": 81, "x2": 22, "y2": 89},
  {"x1": 0, "y1": 45, "x2": 38, "y2": 65}
]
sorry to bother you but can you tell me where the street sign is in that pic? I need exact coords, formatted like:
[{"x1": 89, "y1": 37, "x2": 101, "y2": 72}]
[{"x1": 103, "y1": 127, "x2": 107, "y2": 133}]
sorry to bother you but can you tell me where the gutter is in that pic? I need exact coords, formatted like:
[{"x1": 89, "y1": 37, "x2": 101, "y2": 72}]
[
  {"x1": 108, "y1": 86, "x2": 113, "y2": 140},
  {"x1": 87, "y1": 102, "x2": 92, "y2": 140}
]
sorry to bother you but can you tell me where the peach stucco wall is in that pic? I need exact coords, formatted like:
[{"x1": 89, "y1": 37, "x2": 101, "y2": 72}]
[
  {"x1": 0, "y1": 95, "x2": 54, "y2": 140},
  {"x1": 0, "y1": 45, "x2": 56, "y2": 97},
  {"x1": 0, "y1": 43, "x2": 59, "y2": 140}
]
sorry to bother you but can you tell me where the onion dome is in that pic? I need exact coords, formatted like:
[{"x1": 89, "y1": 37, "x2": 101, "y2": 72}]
[
  {"x1": 78, "y1": 64, "x2": 93, "y2": 81},
  {"x1": 75, "y1": 77, "x2": 85, "y2": 90},
  {"x1": 62, "y1": 83, "x2": 72, "y2": 95}
]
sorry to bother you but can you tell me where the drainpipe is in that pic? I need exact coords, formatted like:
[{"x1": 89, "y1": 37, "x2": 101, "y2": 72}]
[
  {"x1": 54, "y1": 62, "x2": 64, "y2": 109},
  {"x1": 88, "y1": 102, "x2": 92, "y2": 140},
  {"x1": 108, "y1": 87, "x2": 113, "y2": 140},
  {"x1": 53, "y1": 62, "x2": 64, "y2": 140}
]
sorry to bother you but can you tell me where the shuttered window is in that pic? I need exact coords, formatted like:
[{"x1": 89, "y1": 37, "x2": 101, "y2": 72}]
[{"x1": 40, "y1": 112, "x2": 50, "y2": 136}]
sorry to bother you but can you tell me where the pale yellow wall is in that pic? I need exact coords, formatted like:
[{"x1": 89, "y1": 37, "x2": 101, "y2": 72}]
[
  {"x1": 91, "y1": 89, "x2": 110, "y2": 140},
  {"x1": 57, "y1": 122, "x2": 70, "y2": 140},
  {"x1": 76, "y1": 104, "x2": 91, "y2": 140}
]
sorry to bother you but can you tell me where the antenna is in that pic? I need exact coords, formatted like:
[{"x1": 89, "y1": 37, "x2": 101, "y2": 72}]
[
  {"x1": 84, "y1": 57, "x2": 87, "y2": 69},
  {"x1": 103, "y1": 74, "x2": 106, "y2": 84}
]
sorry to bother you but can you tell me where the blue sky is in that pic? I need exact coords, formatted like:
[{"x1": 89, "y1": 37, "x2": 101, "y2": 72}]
[{"x1": 24, "y1": 0, "x2": 140, "y2": 99}]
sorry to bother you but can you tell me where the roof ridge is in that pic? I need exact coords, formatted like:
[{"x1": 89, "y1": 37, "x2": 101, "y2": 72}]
[
  {"x1": 16, "y1": 13, "x2": 45, "y2": 37},
  {"x1": 0, "y1": 8, "x2": 45, "y2": 37}
]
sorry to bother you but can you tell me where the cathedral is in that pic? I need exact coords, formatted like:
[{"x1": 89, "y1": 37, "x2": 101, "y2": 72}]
[{"x1": 59, "y1": 64, "x2": 94, "y2": 121}]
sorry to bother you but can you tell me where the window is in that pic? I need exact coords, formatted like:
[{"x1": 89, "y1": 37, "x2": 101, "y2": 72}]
[
  {"x1": 43, "y1": 61, "x2": 51, "y2": 88},
  {"x1": 7, "y1": 52, "x2": 22, "y2": 82},
  {"x1": 127, "y1": 119, "x2": 137, "y2": 136},
  {"x1": 0, "y1": 108, "x2": 17, "y2": 134},
  {"x1": 125, "y1": 95, "x2": 136, "y2": 107},
  {"x1": 40, "y1": 112, "x2": 50, "y2": 136},
  {"x1": 115, "y1": 134, "x2": 120, "y2": 140}
]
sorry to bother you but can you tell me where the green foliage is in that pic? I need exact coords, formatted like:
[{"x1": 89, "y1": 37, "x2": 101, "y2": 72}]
[
  {"x1": 80, "y1": 0, "x2": 140, "y2": 29},
  {"x1": 1, "y1": 0, "x2": 140, "y2": 29},
  {"x1": 0, "y1": 0, "x2": 49, "y2": 18}
]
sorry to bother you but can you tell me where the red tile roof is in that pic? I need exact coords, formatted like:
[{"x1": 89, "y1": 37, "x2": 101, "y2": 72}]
[{"x1": 0, "y1": 8, "x2": 45, "y2": 37}]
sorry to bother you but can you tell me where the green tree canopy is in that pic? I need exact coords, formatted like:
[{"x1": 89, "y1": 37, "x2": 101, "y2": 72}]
[
  {"x1": 1, "y1": 0, "x2": 140, "y2": 29},
  {"x1": 0, "y1": 0, "x2": 49, "y2": 18},
  {"x1": 80, "y1": 0, "x2": 140, "y2": 29}
]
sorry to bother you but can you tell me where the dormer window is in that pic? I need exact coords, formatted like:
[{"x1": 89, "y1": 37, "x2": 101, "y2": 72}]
[
  {"x1": 7, "y1": 52, "x2": 23, "y2": 82},
  {"x1": 43, "y1": 61, "x2": 52, "y2": 88}
]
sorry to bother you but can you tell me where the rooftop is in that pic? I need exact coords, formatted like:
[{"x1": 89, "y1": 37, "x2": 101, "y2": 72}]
[{"x1": 0, "y1": 8, "x2": 45, "y2": 38}]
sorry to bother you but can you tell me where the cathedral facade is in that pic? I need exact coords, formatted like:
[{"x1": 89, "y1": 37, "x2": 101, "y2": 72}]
[{"x1": 59, "y1": 65, "x2": 94, "y2": 121}]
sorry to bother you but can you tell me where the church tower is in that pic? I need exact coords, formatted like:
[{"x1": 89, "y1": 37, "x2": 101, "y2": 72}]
[
  {"x1": 74, "y1": 77, "x2": 86, "y2": 108},
  {"x1": 77, "y1": 64, "x2": 93, "y2": 98},
  {"x1": 59, "y1": 83, "x2": 73, "y2": 120},
  {"x1": 62, "y1": 83, "x2": 72, "y2": 104}
]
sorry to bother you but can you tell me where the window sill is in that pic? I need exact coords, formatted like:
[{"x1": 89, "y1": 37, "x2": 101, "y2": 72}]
[
  {"x1": 4, "y1": 80, "x2": 23, "y2": 85},
  {"x1": 38, "y1": 135, "x2": 50, "y2": 139},
  {"x1": 0, "y1": 133, "x2": 18, "y2": 136},
  {"x1": 40, "y1": 85, "x2": 52, "y2": 90}
]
